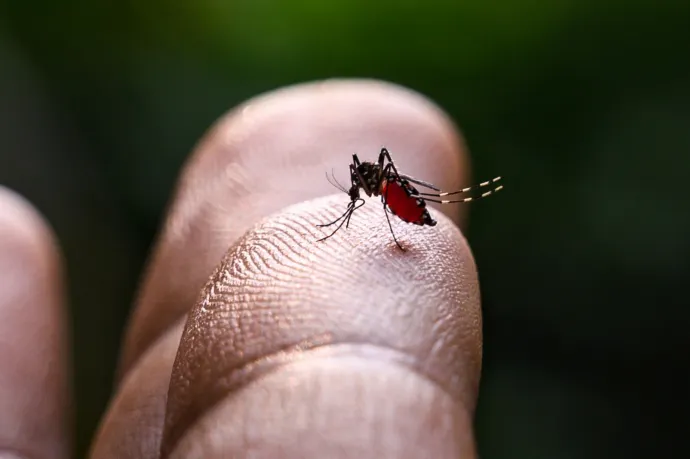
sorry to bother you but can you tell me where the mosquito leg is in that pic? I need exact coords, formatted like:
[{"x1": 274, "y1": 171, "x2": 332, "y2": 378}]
[
  {"x1": 380, "y1": 163, "x2": 419, "y2": 199},
  {"x1": 316, "y1": 198, "x2": 366, "y2": 242},
  {"x1": 380, "y1": 147, "x2": 499, "y2": 194},
  {"x1": 374, "y1": 163, "x2": 390, "y2": 196},
  {"x1": 397, "y1": 173, "x2": 441, "y2": 191},
  {"x1": 382, "y1": 184, "x2": 405, "y2": 251},
  {"x1": 418, "y1": 176, "x2": 502, "y2": 197},
  {"x1": 378, "y1": 147, "x2": 394, "y2": 167},
  {"x1": 378, "y1": 147, "x2": 403, "y2": 179},
  {"x1": 382, "y1": 202, "x2": 404, "y2": 251},
  {"x1": 345, "y1": 199, "x2": 365, "y2": 229},
  {"x1": 420, "y1": 184, "x2": 503, "y2": 204},
  {"x1": 316, "y1": 203, "x2": 354, "y2": 228},
  {"x1": 377, "y1": 148, "x2": 385, "y2": 168},
  {"x1": 316, "y1": 207, "x2": 354, "y2": 242},
  {"x1": 377, "y1": 162, "x2": 407, "y2": 197}
]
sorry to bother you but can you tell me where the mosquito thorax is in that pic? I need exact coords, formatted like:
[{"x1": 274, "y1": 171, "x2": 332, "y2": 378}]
[{"x1": 355, "y1": 161, "x2": 383, "y2": 197}]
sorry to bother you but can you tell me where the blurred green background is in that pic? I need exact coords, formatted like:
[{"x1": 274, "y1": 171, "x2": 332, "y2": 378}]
[{"x1": 1, "y1": 1, "x2": 689, "y2": 457}]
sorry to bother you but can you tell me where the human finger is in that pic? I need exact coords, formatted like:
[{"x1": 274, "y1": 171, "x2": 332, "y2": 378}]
[
  {"x1": 162, "y1": 195, "x2": 482, "y2": 458},
  {"x1": 119, "y1": 79, "x2": 469, "y2": 375},
  {"x1": 0, "y1": 187, "x2": 70, "y2": 459},
  {"x1": 94, "y1": 79, "x2": 473, "y2": 459}
]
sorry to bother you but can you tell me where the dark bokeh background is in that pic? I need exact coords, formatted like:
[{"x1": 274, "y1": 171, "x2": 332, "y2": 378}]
[{"x1": 1, "y1": 1, "x2": 689, "y2": 458}]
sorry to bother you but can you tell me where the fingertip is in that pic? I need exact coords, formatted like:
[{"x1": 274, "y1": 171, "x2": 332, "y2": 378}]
[
  {"x1": 161, "y1": 194, "x2": 482, "y2": 456},
  {"x1": 0, "y1": 187, "x2": 70, "y2": 459},
  {"x1": 0, "y1": 187, "x2": 59, "y2": 258}
]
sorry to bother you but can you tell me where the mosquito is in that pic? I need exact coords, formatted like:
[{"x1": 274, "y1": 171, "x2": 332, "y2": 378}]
[{"x1": 317, "y1": 147, "x2": 503, "y2": 250}]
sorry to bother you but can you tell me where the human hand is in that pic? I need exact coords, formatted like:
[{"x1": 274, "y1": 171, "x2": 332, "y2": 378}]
[{"x1": 0, "y1": 80, "x2": 484, "y2": 459}]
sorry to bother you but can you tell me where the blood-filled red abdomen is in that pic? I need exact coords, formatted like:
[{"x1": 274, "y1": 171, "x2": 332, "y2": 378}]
[{"x1": 381, "y1": 180, "x2": 425, "y2": 223}]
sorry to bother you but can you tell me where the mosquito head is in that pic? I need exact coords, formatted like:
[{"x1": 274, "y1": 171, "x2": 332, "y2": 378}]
[
  {"x1": 325, "y1": 169, "x2": 362, "y2": 203},
  {"x1": 347, "y1": 184, "x2": 360, "y2": 202}
]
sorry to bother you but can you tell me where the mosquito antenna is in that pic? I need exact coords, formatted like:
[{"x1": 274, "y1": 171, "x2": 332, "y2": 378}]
[
  {"x1": 344, "y1": 198, "x2": 365, "y2": 229},
  {"x1": 330, "y1": 169, "x2": 349, "y2": 193},
  {"x1": 317, "y1": 201, "x2": 354, "y2": 228},
  {"x1": 418, "y1": 176, "x2": 502, "y2": 197},
  {"x1": 420, "y1": 184, "x2": 504, "y2": 204},
  {"x1": 325, "y1": 170, "x2": 348, "y2": 193}
]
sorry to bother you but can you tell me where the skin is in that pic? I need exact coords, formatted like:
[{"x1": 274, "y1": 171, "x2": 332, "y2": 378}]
[{"x1": 0, "y1": 79, "x2": 483, "y2": 459}]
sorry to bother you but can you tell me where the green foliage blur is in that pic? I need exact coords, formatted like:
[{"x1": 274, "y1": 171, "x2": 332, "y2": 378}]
[{"x1": 1, "y1": 1, "x2": 689, "y2": 457}]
